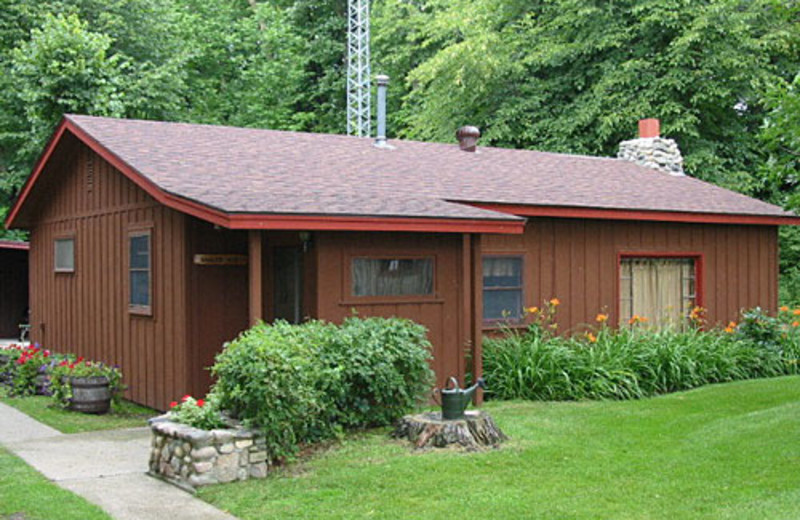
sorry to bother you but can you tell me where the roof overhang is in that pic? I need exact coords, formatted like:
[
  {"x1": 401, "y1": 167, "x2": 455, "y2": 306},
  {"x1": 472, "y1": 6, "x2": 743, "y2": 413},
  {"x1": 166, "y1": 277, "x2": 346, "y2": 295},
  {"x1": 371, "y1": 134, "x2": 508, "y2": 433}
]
[
  {"x1": 465, "y1": 202, "x2": 800, "y2": 227},
  {"x1": 4, "y1": 118, "x2": 523, "y2": 235},
  {"x1": 0, "y1": 240, "x2": 29, "y2": 251}
]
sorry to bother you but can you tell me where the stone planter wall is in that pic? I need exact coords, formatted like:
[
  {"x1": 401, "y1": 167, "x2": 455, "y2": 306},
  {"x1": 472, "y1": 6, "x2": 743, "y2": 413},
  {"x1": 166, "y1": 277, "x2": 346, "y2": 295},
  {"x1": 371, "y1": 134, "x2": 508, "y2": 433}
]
[{"x1": 148, "y1": 415, "x2": 269, "y2": 490}]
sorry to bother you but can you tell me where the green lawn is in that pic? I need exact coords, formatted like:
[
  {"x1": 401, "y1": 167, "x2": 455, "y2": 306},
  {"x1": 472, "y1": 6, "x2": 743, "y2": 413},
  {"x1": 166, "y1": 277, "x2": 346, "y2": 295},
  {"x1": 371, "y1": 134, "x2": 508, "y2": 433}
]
[
  {"x1": 0, "y1": 447, "x2": 110, "y2": 520},
  {"x1": 0, "y1": 392, "x2": 155, "y2": 433},
  {"x1": 199, "y1": 376, "x2": 800, "y2": 520}
]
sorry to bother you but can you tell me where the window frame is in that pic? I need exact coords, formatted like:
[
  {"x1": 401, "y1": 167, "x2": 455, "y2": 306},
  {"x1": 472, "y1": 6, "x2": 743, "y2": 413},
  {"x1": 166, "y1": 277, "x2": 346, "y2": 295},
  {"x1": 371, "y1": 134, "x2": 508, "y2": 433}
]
[
  {"x1": 54, "y1": 234, "x2": 76, "y2": 274},
  {"x1": 482, "y1": 253, "x2": 525, "y2": 325},
  {"x1": 128, "y1": 226, "x2": 153, "y2": 316},
  {"x1": 616, "y1": 251, "x2": 704, "y2": 327},
  {"x1": 345, "y1": 254, "x2": 438, "y2": 303}
]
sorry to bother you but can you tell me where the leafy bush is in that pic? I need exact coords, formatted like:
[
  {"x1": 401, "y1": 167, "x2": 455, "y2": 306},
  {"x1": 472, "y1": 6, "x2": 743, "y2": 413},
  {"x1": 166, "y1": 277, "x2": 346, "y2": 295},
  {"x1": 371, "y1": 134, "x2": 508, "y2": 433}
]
[
  {"x1": 7, "y1": 345, "x2": 58, "y2": 396},
  {"x1": 208, "y1": 318, "x2": 433, "y2": 461},
  {"x1": 211, "y1": 321, "x2": 333, "y2": 460},
  {"x1": 484, "y1": 307, "x2": 800, "y2": 402},
  {"x1": 317, "y1": 317, "x2": 434, "y2": 428}
]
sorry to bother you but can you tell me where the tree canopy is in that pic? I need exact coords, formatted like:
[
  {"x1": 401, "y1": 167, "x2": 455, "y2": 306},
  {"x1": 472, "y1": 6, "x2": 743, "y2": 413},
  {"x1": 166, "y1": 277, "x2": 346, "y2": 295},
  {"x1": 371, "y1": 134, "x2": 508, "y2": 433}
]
[{"x1": 0, "y1": 0, "x2": 798, "y2": 296}]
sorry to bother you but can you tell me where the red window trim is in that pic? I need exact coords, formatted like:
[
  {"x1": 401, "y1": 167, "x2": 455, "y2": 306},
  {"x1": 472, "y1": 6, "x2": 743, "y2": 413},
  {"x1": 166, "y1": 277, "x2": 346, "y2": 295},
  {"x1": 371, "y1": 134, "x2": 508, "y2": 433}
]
[{"x1": 616, "y1": 251, "x2": 704, "y2": 326}]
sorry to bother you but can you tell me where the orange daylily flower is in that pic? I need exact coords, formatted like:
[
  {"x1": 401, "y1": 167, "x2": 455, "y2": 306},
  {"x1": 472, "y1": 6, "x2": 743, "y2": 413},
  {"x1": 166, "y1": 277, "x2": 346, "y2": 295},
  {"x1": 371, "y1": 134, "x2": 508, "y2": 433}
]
[
  {"x1": 586, "y1": 332, "x2": 597, "y2": 343},
  {"x1": 793, "y1": 321, "x2": 800, "y2": 328},
  {"x1": 526, "y1": 306, "x2": 539, "y2": 314},
  {"x1": 596, "y1": 313, "x2": 609, "y2": 323},
  {"x1": 724, "y1": 326, "x2": 735, "y2": 334},
  {"x1": 780, "y1": 306, "x2": 789, "y2": 312},
  {"x1": 550, "y1": 298, "x2": 560, "y2": 306},
  {"x1": 793, "y1": 309, "x2": 800, "y2": 316}
]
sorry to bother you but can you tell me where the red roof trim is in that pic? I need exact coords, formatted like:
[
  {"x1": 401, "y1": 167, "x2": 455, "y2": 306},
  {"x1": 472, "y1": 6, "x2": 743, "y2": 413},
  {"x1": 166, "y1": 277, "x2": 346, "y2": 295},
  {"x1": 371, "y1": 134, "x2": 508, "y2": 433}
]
[
  {"x1": 0, "y1": 240, "x2": 29, "y2": 251},
  {"x1": 467, "y1": 202, "x2": 800, "y2": 226},
  {"x1": 5, "y1": 118, "x2": 524, "y2": 235}
]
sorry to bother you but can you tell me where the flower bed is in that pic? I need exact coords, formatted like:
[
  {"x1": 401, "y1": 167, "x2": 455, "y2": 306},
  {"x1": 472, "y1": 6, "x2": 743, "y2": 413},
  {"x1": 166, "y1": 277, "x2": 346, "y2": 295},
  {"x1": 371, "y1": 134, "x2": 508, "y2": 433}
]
[{"x1": 148, "y1": 414, "x2": 269, "y2": 491}]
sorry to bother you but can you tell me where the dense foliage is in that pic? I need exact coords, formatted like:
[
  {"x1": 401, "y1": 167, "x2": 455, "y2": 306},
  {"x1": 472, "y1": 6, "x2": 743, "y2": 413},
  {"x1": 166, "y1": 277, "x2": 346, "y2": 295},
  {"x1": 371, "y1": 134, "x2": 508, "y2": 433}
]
[
  {"x1": 484, "y1": 307, "x2": 800, "y2": 401},
  {"x1": 0, "y1": 0, "x2": 798, "y2": 292},
  {"x1": 209, "y1": 317, "x2": 433, "y2": 460}
]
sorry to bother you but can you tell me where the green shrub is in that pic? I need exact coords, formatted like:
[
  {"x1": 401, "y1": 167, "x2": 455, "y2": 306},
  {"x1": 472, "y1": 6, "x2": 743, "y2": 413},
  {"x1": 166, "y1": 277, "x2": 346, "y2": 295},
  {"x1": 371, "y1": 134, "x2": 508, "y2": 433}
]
[
  {"x1": 484, "y1": 308, "x2": 800, "y2": 402},
  {"x1": 209, "y1": 317, "x2": 433, "y2": 461},
  {"x1": 318, "y1": 317, "x2": 434, "y2": 428},
  {"x1": 211, "y1": 321, "x2": 332, "y2": 460}
]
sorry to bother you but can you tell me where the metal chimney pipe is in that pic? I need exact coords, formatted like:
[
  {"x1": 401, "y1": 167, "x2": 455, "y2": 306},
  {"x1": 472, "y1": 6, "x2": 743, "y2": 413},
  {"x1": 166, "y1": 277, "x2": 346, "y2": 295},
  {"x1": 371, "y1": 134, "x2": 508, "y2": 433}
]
[{"x1": 375, "y1": 75, "x2": 390, "y2": 148}]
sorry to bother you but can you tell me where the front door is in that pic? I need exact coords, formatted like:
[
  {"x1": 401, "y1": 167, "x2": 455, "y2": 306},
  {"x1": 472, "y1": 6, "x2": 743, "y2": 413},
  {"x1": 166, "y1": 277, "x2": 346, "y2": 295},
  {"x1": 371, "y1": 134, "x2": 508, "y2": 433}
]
[{"x1": 273, "y1": 247, "x2": 303, "y2": 323}]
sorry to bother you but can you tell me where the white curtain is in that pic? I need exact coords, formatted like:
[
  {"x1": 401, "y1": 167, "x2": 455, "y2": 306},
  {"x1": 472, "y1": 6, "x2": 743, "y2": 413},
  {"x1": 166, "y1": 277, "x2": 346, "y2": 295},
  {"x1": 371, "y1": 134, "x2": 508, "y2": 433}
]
[{"x1": 626, "y1": 258, "x2": 692, "y2": 327}]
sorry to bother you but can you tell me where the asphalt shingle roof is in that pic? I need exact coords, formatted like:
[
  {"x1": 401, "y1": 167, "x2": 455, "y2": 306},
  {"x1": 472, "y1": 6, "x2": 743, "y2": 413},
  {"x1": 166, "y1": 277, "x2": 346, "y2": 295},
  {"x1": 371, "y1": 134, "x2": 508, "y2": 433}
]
[{"x1": 66, "y1": 115, "x2": 793, "y2": 222}]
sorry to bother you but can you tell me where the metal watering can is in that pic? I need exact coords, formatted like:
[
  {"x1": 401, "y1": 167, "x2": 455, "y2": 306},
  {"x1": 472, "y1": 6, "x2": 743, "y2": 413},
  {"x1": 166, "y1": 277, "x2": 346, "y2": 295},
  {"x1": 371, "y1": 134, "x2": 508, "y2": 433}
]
[{"x1": 439, "y1": 377, "x2": 486, "y2": 420}]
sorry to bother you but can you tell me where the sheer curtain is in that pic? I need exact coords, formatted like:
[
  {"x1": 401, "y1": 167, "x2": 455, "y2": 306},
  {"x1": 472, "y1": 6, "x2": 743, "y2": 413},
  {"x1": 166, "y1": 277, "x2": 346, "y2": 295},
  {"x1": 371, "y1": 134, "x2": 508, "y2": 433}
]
[
  {"x1": 629, "y1": 258, "x2": 690, "y2": 327},
  {"x1": 352, "y1": 258, "x2": 433, "y2": 297}
]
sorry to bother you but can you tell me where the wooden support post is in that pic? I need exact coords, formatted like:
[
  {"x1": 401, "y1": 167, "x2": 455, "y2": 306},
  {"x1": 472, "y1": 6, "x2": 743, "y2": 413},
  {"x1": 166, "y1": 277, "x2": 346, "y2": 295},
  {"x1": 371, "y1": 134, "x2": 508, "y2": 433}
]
[
  {"x1": 248, "y1": 231, "x2": 263, "y2": 326},
  {"x1": 471, "y1": 233, "x2": 484, "y2": 405},
  {"x1": 460, "y1": 234, "x2": 472, "y2": 388}
]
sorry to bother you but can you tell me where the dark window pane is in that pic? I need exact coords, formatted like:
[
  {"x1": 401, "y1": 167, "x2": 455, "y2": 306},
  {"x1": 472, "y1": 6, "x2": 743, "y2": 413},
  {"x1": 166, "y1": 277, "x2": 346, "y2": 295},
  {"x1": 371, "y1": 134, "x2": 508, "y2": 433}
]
[
  {"x1": 484, "y1": 290, "x2": 522, "y2": 321},
  {"x1": 130, "y1": 271, "x2": 150, "y2": 306},
  {"x1": 352, "y1": 258, "x2": 433, "y2": 296},
  {"x1": 130, "y1": 235, "x2": 150, "y2": 269},
  {"x1": 483, "y1": 257, "x2": 522, "y2": 288}
]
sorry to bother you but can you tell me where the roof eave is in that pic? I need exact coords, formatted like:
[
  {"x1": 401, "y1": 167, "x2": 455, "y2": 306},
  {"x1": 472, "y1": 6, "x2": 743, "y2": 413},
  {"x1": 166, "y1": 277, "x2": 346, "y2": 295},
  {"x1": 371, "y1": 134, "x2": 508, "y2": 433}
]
[{"x1": 465, "y1": 202, "x2": 800, "y2": 227}]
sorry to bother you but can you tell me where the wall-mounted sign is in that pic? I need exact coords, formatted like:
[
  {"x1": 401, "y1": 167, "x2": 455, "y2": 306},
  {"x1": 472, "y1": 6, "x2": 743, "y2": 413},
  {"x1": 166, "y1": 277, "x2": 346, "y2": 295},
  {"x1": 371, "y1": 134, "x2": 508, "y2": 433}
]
[{"x1": 193, "y1": 254, "x2": 248, "y2": 266}]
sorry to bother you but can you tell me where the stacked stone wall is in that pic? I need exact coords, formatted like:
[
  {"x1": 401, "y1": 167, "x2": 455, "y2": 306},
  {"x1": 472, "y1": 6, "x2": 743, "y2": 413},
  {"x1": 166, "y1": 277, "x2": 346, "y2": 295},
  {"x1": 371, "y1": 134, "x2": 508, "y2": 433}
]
[
  {"x1": 618, "y1": 137, "x2": 684, "y2": 176},
  {"x1": 148, "y1": 415, "x2": 269, "y2": 490}
]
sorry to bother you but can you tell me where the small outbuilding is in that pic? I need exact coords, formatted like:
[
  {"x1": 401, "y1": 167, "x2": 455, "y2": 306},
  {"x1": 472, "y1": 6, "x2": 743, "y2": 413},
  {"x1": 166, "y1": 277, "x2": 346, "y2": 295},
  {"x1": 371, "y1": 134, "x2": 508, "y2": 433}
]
[
  {"x1": 5, "y1": 115, "x2": 799, "y2": 410},
  {"x1": 0, "y1": 240, "x2": 29, "y2": 340}
]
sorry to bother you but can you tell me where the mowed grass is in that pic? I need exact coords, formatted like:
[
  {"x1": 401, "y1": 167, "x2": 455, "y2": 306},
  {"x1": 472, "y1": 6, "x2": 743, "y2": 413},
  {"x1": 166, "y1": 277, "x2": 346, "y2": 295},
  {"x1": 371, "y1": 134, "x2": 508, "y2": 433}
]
[
  {"x1": 0, "y1": 391, "x2": 155, "y2": 433},
  {"x1": 199, "y1": 376, "x2": 800, "y2": 520},
  {"x1": 0, "y1": 447, "x2": 110, "y2": 520}
]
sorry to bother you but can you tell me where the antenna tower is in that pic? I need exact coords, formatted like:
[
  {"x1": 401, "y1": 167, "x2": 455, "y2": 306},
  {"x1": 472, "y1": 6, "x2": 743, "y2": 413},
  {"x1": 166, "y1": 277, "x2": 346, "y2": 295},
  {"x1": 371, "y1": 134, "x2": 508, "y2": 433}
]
[{"x1": 346, "y1": 0, "x2": 371, "y2": 137}]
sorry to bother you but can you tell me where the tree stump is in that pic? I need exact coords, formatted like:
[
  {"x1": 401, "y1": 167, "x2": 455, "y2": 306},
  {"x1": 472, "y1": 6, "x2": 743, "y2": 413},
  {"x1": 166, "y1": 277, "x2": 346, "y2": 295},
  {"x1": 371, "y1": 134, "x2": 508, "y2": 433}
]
[{"x1": 392, "y1": 410, "x2": 508, "y2": 451}]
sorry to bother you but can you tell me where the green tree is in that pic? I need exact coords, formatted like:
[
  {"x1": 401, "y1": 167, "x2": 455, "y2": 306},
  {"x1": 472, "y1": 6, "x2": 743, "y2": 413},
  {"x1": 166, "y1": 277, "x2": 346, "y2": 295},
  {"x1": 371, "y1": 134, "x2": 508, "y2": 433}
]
[{"x1": 0, "y1": 14, "x2": 126, "y2": 205}]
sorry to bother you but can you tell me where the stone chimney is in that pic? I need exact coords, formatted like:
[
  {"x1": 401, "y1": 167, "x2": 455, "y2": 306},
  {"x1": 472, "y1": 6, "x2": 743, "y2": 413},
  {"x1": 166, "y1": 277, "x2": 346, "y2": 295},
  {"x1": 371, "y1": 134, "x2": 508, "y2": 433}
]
[{"x1": 617, "y1": 118, "x2": 684, "y2": 176}]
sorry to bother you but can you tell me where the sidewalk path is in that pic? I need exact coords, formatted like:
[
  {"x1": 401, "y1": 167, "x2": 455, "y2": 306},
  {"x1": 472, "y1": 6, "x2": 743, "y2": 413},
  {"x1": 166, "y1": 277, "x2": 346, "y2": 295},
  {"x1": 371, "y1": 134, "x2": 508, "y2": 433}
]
[{"x1": 0, "y1": 401, "x2": 237, "y2": 520}]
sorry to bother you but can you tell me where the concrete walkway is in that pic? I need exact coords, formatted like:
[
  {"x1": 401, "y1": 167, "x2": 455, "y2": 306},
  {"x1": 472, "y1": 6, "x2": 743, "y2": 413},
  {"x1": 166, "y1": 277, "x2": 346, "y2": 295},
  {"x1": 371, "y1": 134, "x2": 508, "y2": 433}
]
[{"x1": 0, "y1": 402, "x2": 237, "y2": 520}]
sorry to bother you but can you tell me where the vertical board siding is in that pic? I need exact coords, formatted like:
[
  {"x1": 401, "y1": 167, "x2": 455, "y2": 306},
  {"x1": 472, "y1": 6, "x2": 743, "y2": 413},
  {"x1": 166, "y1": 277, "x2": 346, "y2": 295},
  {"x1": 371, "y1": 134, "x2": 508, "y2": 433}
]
[
  {"x1": 483, "y1": 217, "x2": 779, "y2": 332},
  {"x1": 27, "y1": 141, "x2": 188, "y2": 410},
  {"x1": 315, "y1": 232, "x2": 465, "y2": 387}
]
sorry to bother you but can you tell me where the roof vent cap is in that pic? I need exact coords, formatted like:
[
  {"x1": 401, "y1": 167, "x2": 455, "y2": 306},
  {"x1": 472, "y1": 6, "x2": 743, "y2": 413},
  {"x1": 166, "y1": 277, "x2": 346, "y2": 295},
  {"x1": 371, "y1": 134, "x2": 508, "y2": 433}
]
[{"x1": 456, "y1": 126, "x2": 480, "y2": 152}]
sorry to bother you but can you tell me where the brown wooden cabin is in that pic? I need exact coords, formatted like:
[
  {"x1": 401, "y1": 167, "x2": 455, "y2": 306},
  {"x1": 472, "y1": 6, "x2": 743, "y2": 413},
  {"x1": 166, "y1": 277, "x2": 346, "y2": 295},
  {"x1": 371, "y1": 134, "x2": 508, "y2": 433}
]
[
  {"x1": 6, "y1": 115, "x2": 799, "y2": 410},
  {"x1": 0, "y1": 240, "x2": 29, "y2": 339}
]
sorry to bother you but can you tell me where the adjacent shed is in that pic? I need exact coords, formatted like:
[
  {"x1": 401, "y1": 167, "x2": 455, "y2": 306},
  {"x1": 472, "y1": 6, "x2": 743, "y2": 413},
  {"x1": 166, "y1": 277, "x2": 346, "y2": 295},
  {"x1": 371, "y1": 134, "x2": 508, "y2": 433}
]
[
  {"x1": 6, "y1": 115, "x2": 799, "y2": 410},
  {"x1": 0, "y1": 240, "x2": 29, "y2": 339}
]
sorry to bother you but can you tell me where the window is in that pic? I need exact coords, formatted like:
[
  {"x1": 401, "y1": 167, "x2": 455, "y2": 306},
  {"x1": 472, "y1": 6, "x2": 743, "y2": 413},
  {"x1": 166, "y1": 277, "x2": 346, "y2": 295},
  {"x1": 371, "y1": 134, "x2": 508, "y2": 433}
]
[
  {"x1": 351, "y1": 257, "x2": 433, "y2": 297},
  {"x1": 129, "y1": 232, "x2": 151, "y2": 312},
  {"x1": 620, "y1": 257, "x2": 696, "y2": 327},
  {"x1": 483, "y1": 256, "x2": 523, "y2": 321},
  {"x1": 54, "y1": 237, "x2": 75, "y2": 272}
]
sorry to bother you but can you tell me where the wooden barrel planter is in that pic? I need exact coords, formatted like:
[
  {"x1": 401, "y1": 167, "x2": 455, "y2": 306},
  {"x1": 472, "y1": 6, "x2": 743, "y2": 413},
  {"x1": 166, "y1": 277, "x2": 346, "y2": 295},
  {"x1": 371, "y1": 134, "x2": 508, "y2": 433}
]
[{"x1": 69, "y1": 376, "x2": 112, "y2": 414}]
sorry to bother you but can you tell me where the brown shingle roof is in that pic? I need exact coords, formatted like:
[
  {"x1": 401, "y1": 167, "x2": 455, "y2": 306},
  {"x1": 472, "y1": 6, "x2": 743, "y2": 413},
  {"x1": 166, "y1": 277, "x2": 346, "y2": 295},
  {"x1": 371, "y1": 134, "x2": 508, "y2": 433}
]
[{"x1": 65, "y1": 115, "x2": 794, "y2": 223}]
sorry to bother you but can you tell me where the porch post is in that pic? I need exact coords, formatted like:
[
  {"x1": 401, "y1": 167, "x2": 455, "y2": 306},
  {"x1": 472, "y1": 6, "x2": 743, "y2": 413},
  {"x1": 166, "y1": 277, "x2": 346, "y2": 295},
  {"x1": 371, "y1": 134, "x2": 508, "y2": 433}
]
[
  {"x1": 471, "y1": 233, "x2": 484, "y2": 405},
  {"x1": 248, "y1": 230, "x2": 263, "y2": 326}
]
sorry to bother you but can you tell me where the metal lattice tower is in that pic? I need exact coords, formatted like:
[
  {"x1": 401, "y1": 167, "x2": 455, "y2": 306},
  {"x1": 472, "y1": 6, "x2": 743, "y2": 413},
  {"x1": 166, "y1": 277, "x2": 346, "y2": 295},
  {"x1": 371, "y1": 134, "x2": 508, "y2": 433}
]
[{"x1": 346, "y1": 0, "x2": 371, "y2": 137}]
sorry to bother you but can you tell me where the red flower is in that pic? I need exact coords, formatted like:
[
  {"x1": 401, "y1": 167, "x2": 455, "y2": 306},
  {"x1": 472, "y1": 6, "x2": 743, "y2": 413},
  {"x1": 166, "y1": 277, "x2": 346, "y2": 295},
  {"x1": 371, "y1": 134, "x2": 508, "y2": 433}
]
[
  {"x1": 76, "y1": 356, "x2": 84, "y2": 363},
  {"x1": 59, "y1": 361, "x2": 69, "y2": 367},
  {"x1": 169, "y1": 401, "x2": 178, "y2": 408},
  {"x1": 181, "y1": 394, "x2": 191, "y2": 403},
  {"x1": 68, "y1": 363, "x2": 75, "y2": 369},
  {"x1": 197, "y1": 399, "x2": 205, "y2": 408}
]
